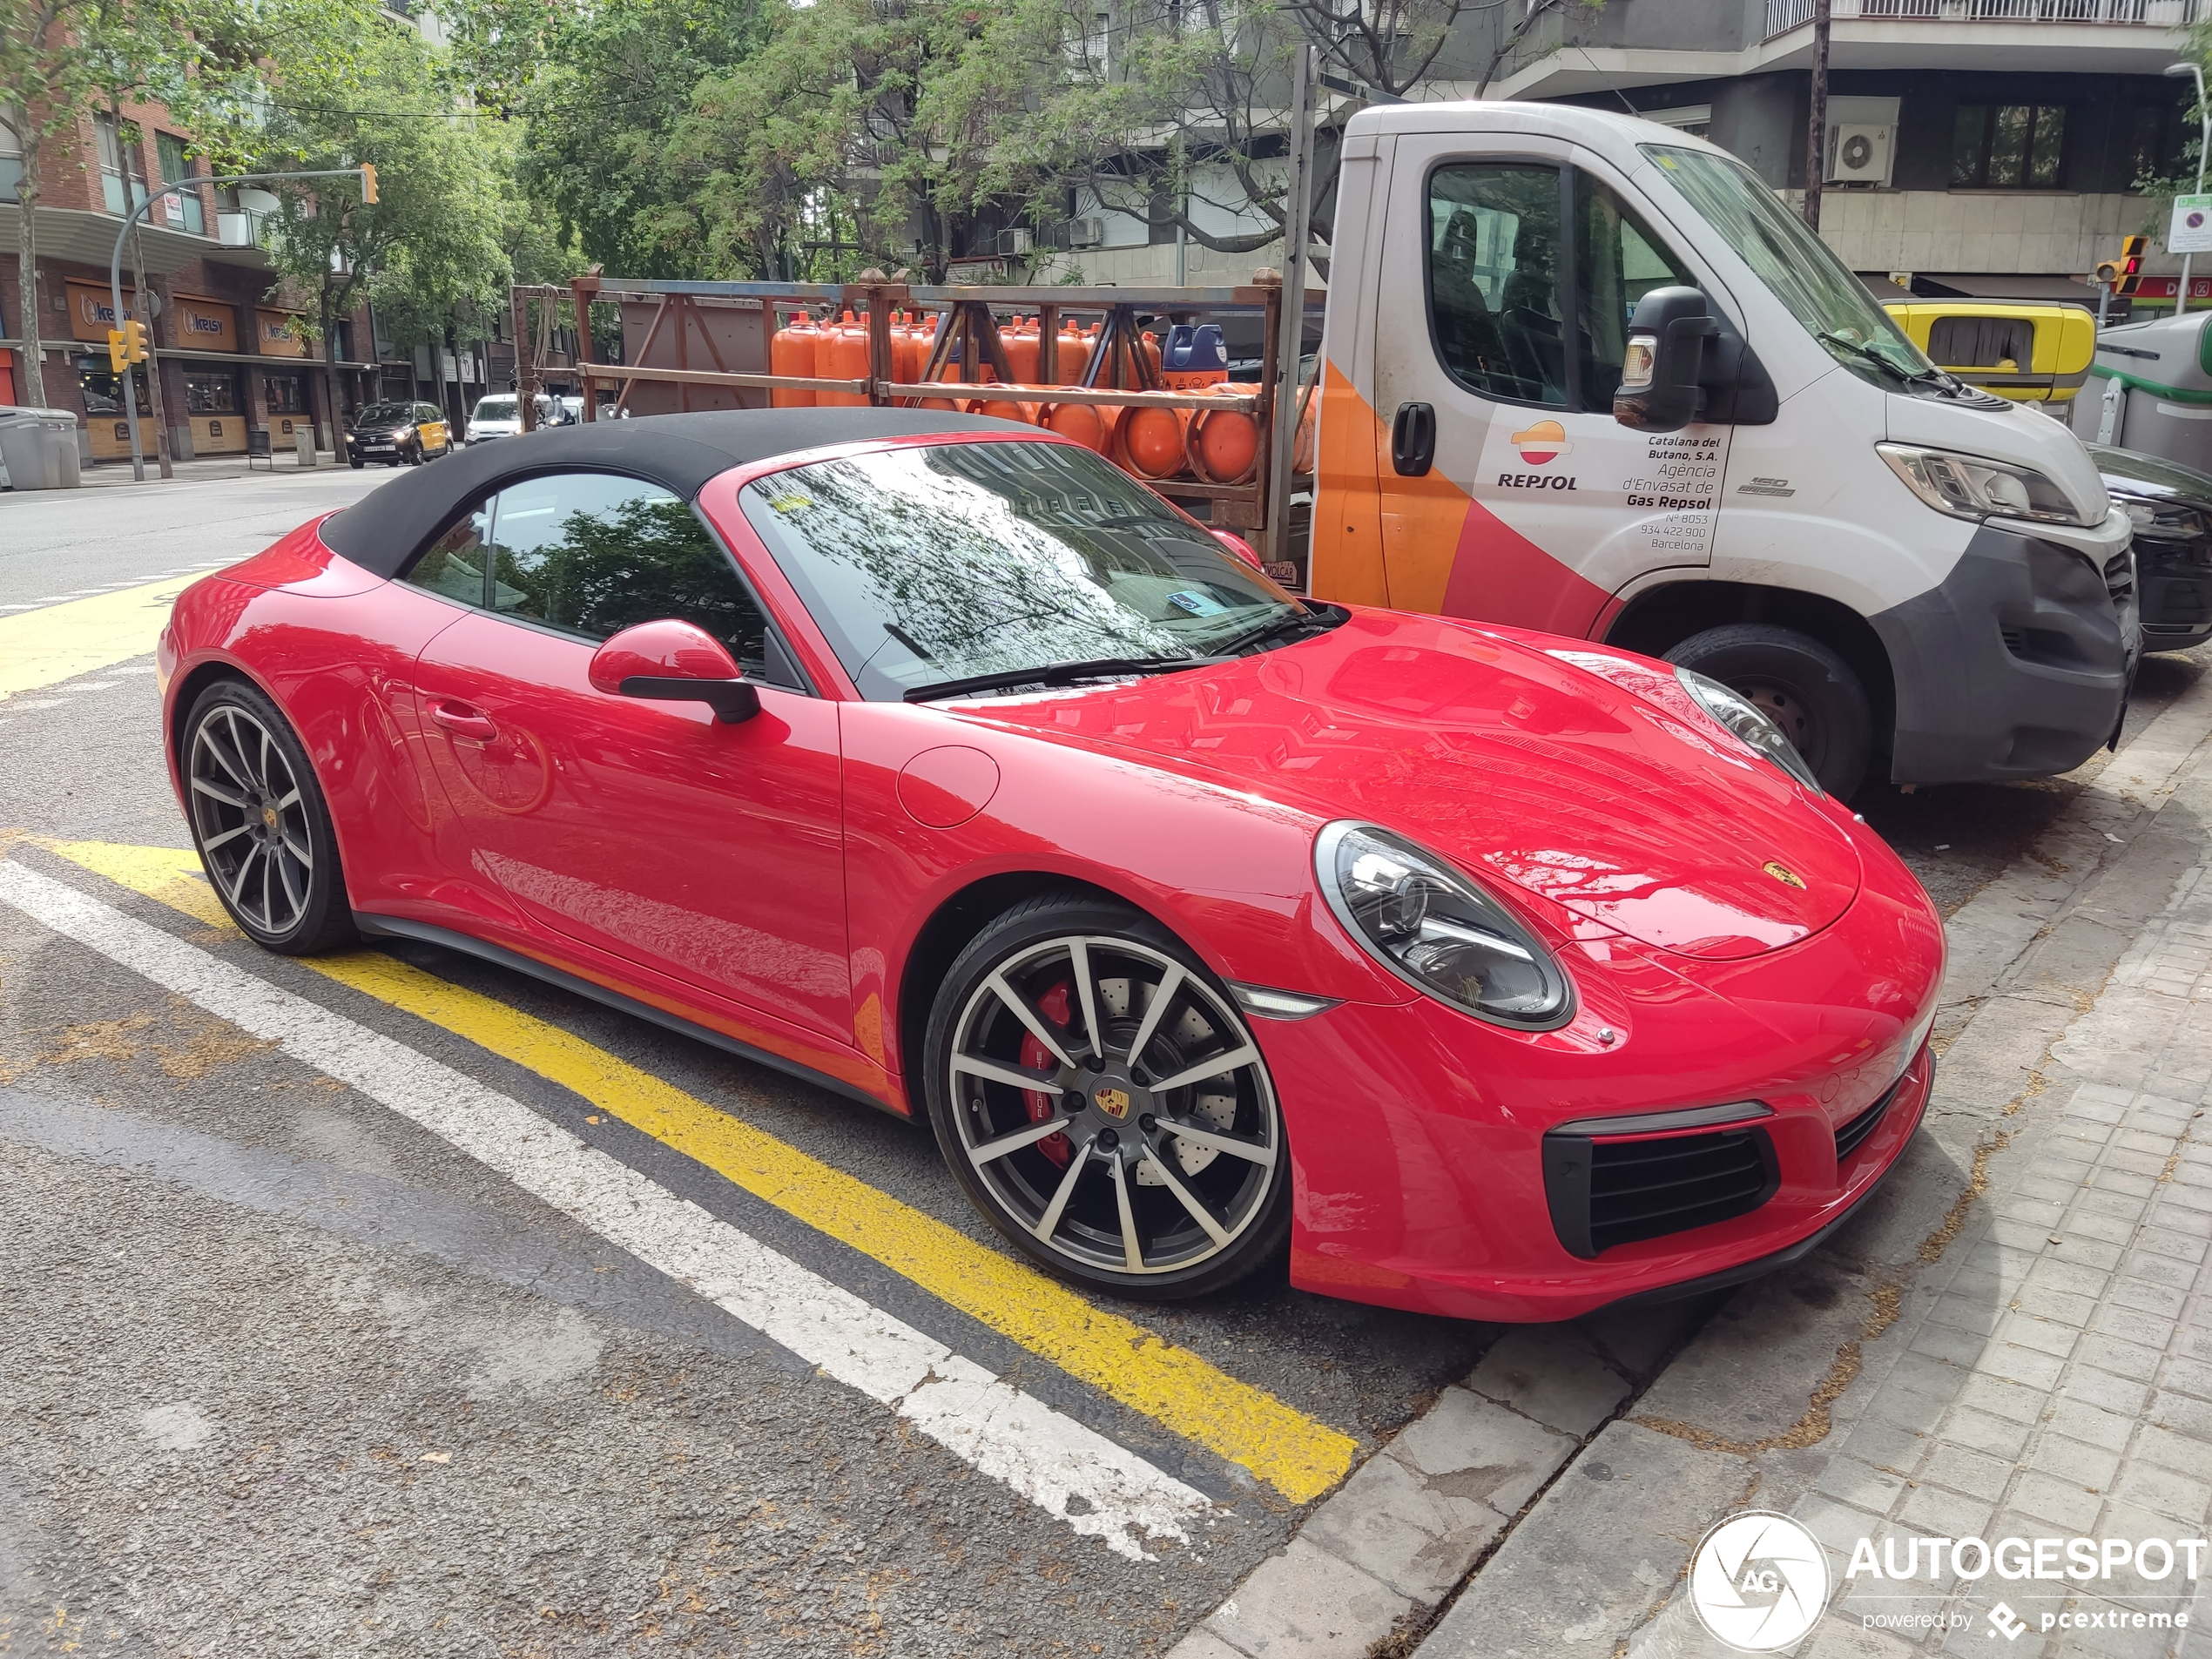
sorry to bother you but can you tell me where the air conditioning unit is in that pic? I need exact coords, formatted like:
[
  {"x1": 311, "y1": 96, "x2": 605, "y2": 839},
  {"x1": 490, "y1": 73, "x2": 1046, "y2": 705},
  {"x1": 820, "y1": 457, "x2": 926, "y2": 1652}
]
[
  {"x1": 1826, "y1": 123, "x2": 1893, "y2": 186},
  {"x1": 1063, "y1": 216, "x2": 1105, "y2": 248},
  {"x1": 995, "y1": 226, "x2": 1035, "y2": 257}
]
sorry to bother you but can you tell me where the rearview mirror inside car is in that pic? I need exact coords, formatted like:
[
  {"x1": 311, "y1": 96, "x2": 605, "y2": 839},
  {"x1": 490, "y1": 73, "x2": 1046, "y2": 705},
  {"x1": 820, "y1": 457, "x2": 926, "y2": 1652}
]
[{"x1": 588, "y1": 619, "x2": 760, "y2": 724}]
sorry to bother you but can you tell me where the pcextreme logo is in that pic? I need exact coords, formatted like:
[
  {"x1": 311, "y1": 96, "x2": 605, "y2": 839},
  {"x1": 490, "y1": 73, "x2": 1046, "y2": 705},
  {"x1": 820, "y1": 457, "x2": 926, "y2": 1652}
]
[{"x1": 1689, "y1": 1512, "x2": 1830, "y2": 1652}]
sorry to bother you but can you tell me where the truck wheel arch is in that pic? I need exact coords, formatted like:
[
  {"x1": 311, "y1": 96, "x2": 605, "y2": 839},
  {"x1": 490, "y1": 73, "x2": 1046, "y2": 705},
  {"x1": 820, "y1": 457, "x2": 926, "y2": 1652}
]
[{"x1": 1602, "y1": 580, "x2": 1898, "y2": 758}]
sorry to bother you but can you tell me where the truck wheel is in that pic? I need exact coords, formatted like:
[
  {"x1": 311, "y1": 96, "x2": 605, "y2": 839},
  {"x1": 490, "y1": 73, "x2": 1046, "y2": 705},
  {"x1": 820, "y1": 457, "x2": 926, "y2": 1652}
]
[{"x1": 1664, "y1": 624, "x2": 1872, "y2": 798}]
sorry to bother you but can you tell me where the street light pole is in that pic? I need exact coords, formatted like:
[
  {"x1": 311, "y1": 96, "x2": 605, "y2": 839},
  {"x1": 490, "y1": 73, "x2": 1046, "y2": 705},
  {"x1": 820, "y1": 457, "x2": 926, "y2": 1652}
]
[
  {"x1": 108, "y1": 165, "x2": 375, "y2": 482},
  {"x1": 2166, "y1": 63, "x2": 2208, "y2": 317}
]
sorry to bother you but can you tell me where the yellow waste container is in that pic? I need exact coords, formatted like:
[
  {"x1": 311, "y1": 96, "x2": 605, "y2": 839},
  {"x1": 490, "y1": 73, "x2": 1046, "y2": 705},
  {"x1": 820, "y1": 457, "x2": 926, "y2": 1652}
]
[{"x1": 1881, "y1": 300, "x2": 2096, "y2": 403}]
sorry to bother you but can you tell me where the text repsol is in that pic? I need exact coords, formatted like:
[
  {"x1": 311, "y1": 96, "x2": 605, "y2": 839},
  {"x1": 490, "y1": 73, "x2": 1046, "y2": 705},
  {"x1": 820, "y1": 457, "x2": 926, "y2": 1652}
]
[{"x1": 1498, "y1": 474, "x2": 1578, "y2": 490}]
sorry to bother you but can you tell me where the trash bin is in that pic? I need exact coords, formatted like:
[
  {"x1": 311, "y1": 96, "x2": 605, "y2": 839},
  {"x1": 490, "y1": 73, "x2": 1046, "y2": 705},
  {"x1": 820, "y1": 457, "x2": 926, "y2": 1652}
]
[
  {"x1": 294, "y1": 426, "x2": 319, "y2": 469},
  {"x1": 2074, "y1": 308, "x2": 2212, "y2": 469},
  {"x1": 0, "y1": 406, "x2": 84, "y2": 490}
]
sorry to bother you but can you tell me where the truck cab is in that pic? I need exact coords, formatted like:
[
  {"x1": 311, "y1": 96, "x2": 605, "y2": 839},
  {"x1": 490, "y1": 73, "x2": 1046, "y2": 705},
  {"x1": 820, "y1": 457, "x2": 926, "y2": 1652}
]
[{"x1": 1311, "y1": 103, "x2": 2135, "y2": 796}]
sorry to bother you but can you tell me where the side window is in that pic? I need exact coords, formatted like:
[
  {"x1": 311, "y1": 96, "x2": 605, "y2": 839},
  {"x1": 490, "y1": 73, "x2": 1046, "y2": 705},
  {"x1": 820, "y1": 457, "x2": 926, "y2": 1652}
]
[
  {"x1": 483, "y1": 471, "x2": 794, "y2": 685},
  {"x1": 403, "y1": 502, "x2": 492, "y2": 608},
  {"x1": 1426, "y1": 163, "x2": 1567, "y2": 408},
  {"x1": 1575, "y1": 173, "x2": 1696, "y2": 406}
]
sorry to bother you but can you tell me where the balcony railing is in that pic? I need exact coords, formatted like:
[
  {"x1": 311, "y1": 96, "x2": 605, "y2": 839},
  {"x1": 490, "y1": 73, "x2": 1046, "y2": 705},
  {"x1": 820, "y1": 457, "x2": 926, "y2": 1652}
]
[{"x1": 1766, "y1": 0, "x2": 2196, "y2": 37}]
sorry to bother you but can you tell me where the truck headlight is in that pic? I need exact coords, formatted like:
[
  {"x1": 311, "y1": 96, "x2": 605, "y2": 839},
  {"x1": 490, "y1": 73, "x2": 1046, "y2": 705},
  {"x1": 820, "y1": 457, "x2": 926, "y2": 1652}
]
[
  {"x1": 1317, "y1": 822, "x2": 1573, "y2": 1028},
  {"x1": 1877, "y1": 442, "x2": 2093, "y2": 528},
  {"x1": 1674, "y1": 667, "x2": 1824, "y2": 794}
]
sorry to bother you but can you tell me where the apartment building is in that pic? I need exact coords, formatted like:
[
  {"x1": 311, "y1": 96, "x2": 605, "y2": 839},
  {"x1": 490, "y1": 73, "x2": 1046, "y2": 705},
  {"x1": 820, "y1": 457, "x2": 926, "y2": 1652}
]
[
  {"x1": 0, "y1": 98, "x2": 381, "y2": 460},
  {"x1": 1040, "y1": 0, "x2": 2197, "y2": 314}
]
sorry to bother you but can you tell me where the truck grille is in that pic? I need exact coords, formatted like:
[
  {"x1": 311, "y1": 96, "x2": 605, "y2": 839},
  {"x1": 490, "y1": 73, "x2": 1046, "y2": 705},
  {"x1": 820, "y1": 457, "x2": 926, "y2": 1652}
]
[
  {"x1": 2105, "y1": 549, "x2": 2135, "y2": 607},
  {"x1": 1543, "y1": 1122, "x2": 1778, "y2": 1258}
]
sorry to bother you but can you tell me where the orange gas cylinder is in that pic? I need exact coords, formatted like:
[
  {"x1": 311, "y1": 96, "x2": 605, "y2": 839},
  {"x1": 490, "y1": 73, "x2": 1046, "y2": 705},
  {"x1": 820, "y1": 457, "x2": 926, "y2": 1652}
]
[
  {"x1": 1293, "y1": 382, "x2": 1317, "y2": 475},
  {"x1": 1188, "y1": 389, "x2": 1261, "y2": 484},
  {"x1": 1004, "y1": 317, "x2": 1041, "y2": 385},
  {"x1": 1140, "y1": 330, "x2": 1163, "y2": 384},
  {"x1": 819, "y1": 309, "x2": 869, "y2": 407},
  {"x1": 771, "y1": 312, "x2": 819, "y2": 408},
  {"x1": 1040, "y1": 401, "x2": 1116, "y2": 454},
  {"x1": 1117, "y1": 404, "x2": 1190, "y2": 479},
  {"x1": 1055, "y1": 320, "x2": 1090, "y2": 384},
  {"x1": 895, "y1": 311, "x2": 929, "y2": 389}
]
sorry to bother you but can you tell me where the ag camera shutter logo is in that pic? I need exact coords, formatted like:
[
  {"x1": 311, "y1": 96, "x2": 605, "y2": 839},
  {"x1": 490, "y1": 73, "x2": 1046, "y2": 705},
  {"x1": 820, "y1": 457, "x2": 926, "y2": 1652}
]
[{"x1": 1689, "y1": 1511, "x2": 1831, "y2": 1651}]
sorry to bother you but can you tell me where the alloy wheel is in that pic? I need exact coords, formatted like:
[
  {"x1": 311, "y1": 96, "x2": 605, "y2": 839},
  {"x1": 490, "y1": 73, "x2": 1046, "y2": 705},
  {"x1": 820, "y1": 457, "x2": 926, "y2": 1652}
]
[
  {"x1": 186, "y1": 703, "x2": 316, "y2": 937},
  {"x1": 944, "y1": 934, "x2": 1280, "y2": 1278}
]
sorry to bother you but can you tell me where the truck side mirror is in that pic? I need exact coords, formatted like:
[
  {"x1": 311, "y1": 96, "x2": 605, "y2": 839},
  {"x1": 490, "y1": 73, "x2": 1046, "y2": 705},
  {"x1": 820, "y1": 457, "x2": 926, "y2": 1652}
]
[{"x1": 1614, "y1": 287, "x2": 1717, "y2": 434}]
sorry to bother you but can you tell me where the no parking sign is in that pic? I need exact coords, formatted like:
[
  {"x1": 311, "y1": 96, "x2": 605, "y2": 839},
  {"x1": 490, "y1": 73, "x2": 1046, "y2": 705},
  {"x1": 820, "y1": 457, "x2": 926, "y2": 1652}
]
[{"x1": 2170, "y1": 193, "x2": 2212, "y2": 253}]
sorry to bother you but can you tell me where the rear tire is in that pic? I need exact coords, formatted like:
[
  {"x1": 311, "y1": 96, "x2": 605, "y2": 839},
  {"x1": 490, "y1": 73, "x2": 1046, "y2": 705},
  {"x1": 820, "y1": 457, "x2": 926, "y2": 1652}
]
[
  {"x1": 181, "y1": 679, "x2": 357, "y2": 955},
  {"x1": 1664, "y1": 624, "x2": 1872, "y2": 798},
  {"x1": 922, "y1": 892, "x2": 1291, "y2": 1301}
]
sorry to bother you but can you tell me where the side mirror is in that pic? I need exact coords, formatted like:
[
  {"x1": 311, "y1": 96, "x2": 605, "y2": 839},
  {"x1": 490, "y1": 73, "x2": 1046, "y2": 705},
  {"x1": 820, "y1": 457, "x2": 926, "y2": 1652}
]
[
  {"x1": 1614, "y1": 286, "x2": 1717, "y2": 435},
  {"x1": 588, "y1": 619, "x2": 759, "y2": 724},
  {"x1": 1211, "y1": 529, "x2": 1263, "y2": 570}
]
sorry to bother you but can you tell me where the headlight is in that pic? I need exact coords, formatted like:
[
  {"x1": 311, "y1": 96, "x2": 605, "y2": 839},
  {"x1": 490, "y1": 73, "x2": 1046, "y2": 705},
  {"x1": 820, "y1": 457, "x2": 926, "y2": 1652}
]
[
  {"x1": 1673, "y1": 667, "x2": 1824, "y2": 794},
  {"x1": 396, "y1": 425, "x2": 417, "y2": 441},
  {"x1": 1316, "y1": 822, "x2": 1573, "y2": 1028},
  {"x1": 2121, "y1": 497, "x2": 2204, "y2": 539},
  {"x1": 1877, "y1": 442, "x2": 2092, "y2": 528}
]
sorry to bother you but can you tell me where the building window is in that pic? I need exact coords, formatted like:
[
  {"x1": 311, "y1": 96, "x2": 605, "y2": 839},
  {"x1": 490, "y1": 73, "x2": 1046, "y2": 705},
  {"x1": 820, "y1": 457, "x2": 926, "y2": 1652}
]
[
  {"x1": 1951, "y1": 104, "x2": 2066, "y2": 189},
  {"x1": 265, "y1": 374, "x2": 309, "y2": 415},
  {"x1": 1642, "y1": 105, "x2": 1712, "y2": 139},
  {"x1": 2127, "y1": 99, "x2": 2184, "y2": 189},
  {"x1": 156, "y1": 132, "x2": 205, "y2": 234},
  {"x1": 0, "y1": 111, "x2": 22, "y2": 203},
  {"x1": 93, "y1": 113, "x2": 150, "y2": 215}
]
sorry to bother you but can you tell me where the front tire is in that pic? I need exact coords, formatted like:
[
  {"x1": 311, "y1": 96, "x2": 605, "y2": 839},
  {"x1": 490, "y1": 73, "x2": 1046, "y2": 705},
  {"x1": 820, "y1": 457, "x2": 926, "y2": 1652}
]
[
  {"x1": 181, "y1": 679, "x2": 357, "y2": 954},
  {"x1": 1665, "y1": 624, "x2": 1873, "y2": 797},
  {"x1": 923, "y1": 893, "x2": 1291, "y2": 1300}
]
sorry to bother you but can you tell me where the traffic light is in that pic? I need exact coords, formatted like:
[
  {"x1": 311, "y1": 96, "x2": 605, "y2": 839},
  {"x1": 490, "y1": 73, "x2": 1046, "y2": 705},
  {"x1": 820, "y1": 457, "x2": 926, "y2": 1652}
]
[
  {"x1": 105, "y1": 319, "x2": 146, "y2": 374},
  {"x1": 2094, "y1": 235, "x2": 2148, "y2": 295},
  {"x1": 360, "y1": 163, "x2": 378, "y2": 204}
]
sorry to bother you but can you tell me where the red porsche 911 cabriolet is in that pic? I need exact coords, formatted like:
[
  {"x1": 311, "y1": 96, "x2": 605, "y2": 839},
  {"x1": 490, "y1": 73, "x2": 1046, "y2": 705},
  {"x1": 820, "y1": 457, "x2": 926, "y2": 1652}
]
[{"x1": 157, "y1": 409, "x2": 1942, "y2": 1321}]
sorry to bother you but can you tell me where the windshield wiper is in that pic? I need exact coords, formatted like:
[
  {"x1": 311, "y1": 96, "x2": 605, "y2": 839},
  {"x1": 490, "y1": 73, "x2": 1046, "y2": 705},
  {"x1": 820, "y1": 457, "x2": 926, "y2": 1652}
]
[
  {"x1": 902, "y1": 654, "x2": 1231, "y2": 703},
  {"x1": 1221, "y1": 603, "x2": 1344, "y2": 655},
  {"x1": 1817, "y1": 330, "x2": 1964, "y2": 394}
]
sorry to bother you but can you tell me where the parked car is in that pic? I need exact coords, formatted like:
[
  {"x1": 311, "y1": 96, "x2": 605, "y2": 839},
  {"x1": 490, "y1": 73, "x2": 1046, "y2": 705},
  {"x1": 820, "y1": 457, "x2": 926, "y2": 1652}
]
[
  {"x1": 2086, "y1": 442, "x2": 2212, "y2": 654},
  {"x1": 348, "y1": 401, "x2": 452, "y2": 469},
  {"x1": 157, "y1": 409, "x2": 1942, "y2": 1322},
  {"x1": 464, "y1": 393, "x2": 570, "y2": 444}
]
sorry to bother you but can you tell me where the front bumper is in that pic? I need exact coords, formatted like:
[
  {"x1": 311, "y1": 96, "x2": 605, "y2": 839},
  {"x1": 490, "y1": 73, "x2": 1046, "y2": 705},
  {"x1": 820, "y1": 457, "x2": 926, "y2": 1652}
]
[
  {"x1": 1262, "y1": 860, "x2": 1944, "y2": 1322},
  {"x1": 2135, "y1": 534, "x2": 2212, "y2": 651},
  {"x1": 1871, "y1": 516, "x2": 2134, "y2": 784}
]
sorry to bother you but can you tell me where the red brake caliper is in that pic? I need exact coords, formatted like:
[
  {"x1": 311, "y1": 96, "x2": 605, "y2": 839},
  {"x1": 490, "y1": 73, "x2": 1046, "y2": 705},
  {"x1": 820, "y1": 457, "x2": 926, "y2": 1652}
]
[{"x1": 1022, "y1": 981, "x2": 1075, "y2": 1168}]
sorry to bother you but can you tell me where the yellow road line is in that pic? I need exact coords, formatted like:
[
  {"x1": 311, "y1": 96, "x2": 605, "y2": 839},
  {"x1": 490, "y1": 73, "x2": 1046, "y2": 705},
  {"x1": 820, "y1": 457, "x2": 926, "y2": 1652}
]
[
  {"x1": 44, "y1": 839, "x2": 1359, "y2": 1502},
  {"x1": 0, "y1": 574, "x2": 199, "y2": 701}
]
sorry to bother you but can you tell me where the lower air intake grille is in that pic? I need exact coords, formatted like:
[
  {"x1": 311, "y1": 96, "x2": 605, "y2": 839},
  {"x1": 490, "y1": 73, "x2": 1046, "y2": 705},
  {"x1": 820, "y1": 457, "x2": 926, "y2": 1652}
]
[
  {"x1": 1835, "y1": 1075, "x2": 1905, "y2": 1164},
  {"x1": 1543, "y1": 1123, "x2": 1778, "y2": 1259}
]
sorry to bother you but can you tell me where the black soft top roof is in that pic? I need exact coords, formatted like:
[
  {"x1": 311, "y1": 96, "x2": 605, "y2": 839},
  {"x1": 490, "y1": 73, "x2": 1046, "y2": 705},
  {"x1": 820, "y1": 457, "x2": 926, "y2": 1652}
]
[{"x1": 318, "y1": 408, "x2": 1020, "y2": 579}]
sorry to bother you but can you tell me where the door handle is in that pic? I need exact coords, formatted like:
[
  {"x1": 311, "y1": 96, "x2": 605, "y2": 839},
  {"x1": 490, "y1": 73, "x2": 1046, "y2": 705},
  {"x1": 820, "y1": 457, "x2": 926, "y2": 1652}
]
[
  {"x1": 429, "y1": 701, "x2": 497, "y2": 741},
  {"x1": 1392, "y1": 401, "x2": 1435, "y2": 476}
]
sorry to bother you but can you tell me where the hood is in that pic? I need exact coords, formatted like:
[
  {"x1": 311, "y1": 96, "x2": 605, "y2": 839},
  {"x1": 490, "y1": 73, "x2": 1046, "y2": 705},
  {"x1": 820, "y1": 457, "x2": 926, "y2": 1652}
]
[
  {"x1": 2087, "y1": 442, "x2": 2212, "y2": 507},
  {"x1": 960, "y1": 610, "x2": 1863, "y2": 961}
]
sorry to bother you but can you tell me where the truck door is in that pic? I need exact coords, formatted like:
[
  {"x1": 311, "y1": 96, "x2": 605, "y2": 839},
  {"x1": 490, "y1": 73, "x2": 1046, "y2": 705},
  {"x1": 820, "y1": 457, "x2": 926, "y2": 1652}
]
[{"x1": 1371, "y1": 136, "x2": 1737, "y2": 634}]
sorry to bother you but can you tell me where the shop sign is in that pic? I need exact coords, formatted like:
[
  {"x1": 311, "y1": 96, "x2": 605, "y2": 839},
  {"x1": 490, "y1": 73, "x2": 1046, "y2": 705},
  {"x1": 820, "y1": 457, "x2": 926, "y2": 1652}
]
[
  {"x1": 64, "y1": 280, "x2": 141, "y2": 343},
  {"x1": 255, "y1": 309, "x2": 308, "y2": 358},
  {"x1": 172, "y1": 295, "x2": 239, "y2": 353}
]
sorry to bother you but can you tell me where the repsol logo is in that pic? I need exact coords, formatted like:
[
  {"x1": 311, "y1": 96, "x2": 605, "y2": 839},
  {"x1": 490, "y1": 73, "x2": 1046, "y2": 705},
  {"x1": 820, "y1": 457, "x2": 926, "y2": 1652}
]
[
  {"x1": 1497, "y1": 472, "x2": 1579, "y2": 490},
  {"x1": 1627, "y1": 494, "x2": 1712, "y2": 510}
]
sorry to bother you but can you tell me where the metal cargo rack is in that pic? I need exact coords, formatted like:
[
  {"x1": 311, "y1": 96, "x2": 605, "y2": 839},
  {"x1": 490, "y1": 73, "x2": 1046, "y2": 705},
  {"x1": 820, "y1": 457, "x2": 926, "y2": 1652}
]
[{"x1": 509, "y1": 275, "x2": 1325, "y2": 572}]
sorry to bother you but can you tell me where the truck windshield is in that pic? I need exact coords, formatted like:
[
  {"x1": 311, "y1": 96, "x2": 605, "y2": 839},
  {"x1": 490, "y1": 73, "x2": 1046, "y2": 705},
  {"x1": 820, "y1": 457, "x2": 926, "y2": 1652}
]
[{"x1": 1641, "y1": 144, "x2": 1936, "y2": 392}]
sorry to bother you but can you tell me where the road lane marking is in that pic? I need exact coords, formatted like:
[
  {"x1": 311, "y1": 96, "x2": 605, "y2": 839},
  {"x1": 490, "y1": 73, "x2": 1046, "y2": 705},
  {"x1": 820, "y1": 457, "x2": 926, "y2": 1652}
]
[
  {"x1": 0, "y1": 573, "x2": 199, "y2": 702},
  {"x1": 0, "y1": 857, "x2": 1216, "y2": 1561},
  {"x1": 46, "y1": 839, "x2": 1361, "y2": 1503}
]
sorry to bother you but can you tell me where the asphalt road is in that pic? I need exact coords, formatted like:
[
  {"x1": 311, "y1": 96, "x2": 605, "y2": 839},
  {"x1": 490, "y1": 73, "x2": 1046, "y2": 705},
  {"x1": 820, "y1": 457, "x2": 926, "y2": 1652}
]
[{"x1": 0, "y1": 466, "x2": 2199, "y2": 1654}]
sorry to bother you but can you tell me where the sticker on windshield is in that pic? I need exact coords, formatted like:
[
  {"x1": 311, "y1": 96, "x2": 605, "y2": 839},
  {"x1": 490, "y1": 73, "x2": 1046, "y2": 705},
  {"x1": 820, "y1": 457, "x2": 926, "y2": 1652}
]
[
  {"x1": 1166, "y1": 589, "x2": 1232, "y2": 617},
  {"x1": 765, "y1": 492, "x2": 812, "y2": 515}
]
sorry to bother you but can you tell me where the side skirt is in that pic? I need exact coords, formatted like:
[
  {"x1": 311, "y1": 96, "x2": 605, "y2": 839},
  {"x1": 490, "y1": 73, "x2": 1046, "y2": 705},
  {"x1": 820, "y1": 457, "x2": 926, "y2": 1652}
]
[{"x1": 351, "y1": 911, "x2": 908, "y2": 1119}]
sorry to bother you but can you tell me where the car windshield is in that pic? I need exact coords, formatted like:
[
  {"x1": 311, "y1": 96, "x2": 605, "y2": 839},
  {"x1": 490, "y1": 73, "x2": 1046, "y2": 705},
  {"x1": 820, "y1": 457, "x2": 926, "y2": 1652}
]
[
  {"x1": 355, "y1": 403, "x2": 413, "y2": 427},
  {"x1": 473, "y1": 396, "x2": 518, "y2": 421},
  {"x1": 738, "y1": 440, "x2": 1306, "y2": 702},
  {"x1": 1642, "y1": 144, "x2": 1937, "y2": 392}
]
